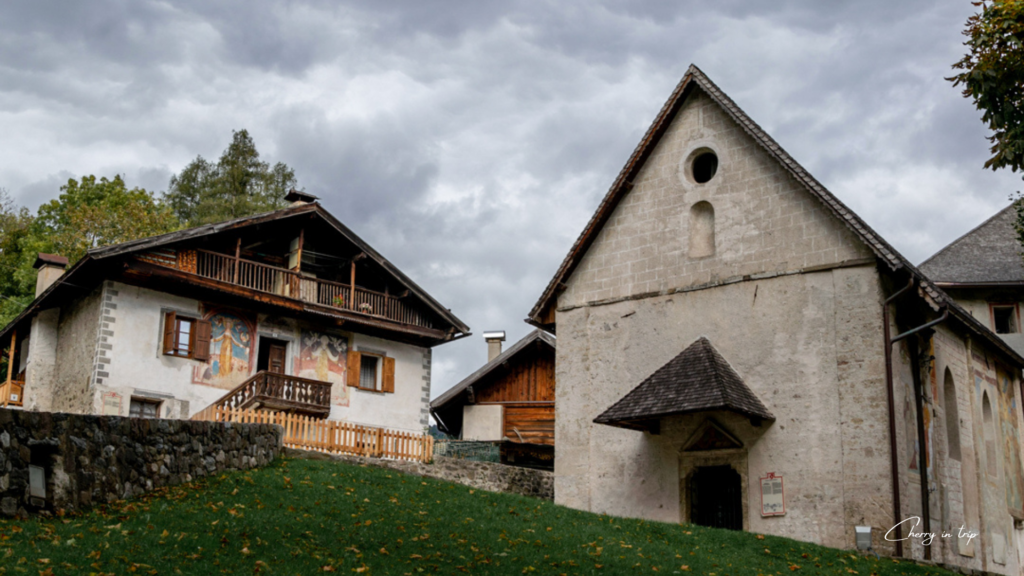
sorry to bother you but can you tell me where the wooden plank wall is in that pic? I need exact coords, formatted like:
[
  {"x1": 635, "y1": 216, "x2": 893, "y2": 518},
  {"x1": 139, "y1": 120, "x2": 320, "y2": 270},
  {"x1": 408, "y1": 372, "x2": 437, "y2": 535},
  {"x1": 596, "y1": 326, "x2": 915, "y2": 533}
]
[
  {"x1": 503, "y1": 404, "x2": 554, "y2": 446},
  {"x1": 475, "y1": 345, "x2": 554, "y2": 403},
  {"x1": 473, "y1": 342, "x2": 556, "y2": 446}
]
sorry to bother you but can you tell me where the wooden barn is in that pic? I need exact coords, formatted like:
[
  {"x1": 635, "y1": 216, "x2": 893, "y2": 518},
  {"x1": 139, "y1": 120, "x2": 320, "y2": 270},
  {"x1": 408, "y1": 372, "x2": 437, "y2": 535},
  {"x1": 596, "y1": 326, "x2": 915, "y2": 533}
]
[{"x1": 430, "y1": 330, "x2": 555, "y2": 469}]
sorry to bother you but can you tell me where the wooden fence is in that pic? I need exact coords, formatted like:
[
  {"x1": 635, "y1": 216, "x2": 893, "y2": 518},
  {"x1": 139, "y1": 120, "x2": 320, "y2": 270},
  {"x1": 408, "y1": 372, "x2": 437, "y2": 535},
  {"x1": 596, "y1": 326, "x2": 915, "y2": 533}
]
[{"x1": 192, "y1": 408, "x2": 434, "y2": 463}]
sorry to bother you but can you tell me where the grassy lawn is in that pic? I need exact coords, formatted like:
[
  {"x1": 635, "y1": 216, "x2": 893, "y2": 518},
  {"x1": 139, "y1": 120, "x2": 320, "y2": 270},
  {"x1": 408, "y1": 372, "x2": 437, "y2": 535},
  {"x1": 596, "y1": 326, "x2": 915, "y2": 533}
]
[{"x1": 0, "y1": 457, "x2": 955, "y2": 575}]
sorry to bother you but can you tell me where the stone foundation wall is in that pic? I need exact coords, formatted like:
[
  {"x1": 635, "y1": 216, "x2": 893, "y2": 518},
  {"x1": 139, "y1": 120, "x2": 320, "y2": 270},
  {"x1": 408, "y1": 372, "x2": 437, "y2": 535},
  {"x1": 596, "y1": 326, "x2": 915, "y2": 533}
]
[
  {"x1": 0, "y1": 409, "x2": 283, "y2": 518},
  {"x1": 285, "y1": 448, "x2": 554, "y2": 500}
]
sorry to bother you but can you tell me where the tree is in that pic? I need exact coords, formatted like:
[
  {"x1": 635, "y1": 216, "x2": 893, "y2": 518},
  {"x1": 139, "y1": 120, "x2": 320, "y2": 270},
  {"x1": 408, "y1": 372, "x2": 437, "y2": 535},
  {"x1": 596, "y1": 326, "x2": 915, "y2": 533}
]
[
  {"x1": 949, "y1": 1, "x2": 1024, "y2": 247},
  {"x1": 165, "y1": 130, "x2": 299, "y2": 227},
  {"x1": 34, "y1": 175, "x2": 179, "y2": 265},
  {"x1": 0, "y1": 190, "x2": 37, "y2": 327},
  {"x1": 0, "y1": 176, "x2": 180, "y2": 328}
]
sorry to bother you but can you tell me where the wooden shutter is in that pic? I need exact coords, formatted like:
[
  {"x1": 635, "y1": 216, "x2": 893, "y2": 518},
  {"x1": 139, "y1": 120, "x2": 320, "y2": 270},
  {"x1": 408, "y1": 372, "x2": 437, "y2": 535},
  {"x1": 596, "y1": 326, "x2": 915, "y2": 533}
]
[
  {"x1": 162, "y1": 311, "x2": 177, "y2": 355},
  {"x1": 382, "y1": 357, "x2": 395, "y2": 393},
  {"x1": 346, "y1": 350, "x2": 361, "y2": 387},
  {"x1": 193, "y1": 319, "x2": 212, "y2": 361}
]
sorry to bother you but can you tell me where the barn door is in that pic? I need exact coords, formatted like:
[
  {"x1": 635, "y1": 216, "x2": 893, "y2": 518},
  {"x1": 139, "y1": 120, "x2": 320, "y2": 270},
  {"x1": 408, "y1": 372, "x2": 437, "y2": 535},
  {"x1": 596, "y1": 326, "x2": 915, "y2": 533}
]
[{"x1": 690, "y1": 465, "x2": 742, "y2": 530}]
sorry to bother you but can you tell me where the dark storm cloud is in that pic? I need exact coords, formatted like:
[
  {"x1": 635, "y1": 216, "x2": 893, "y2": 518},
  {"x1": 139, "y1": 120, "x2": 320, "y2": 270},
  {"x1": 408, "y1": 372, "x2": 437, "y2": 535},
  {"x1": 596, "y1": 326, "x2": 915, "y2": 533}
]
[{"x1": 1, "y1": 0, "x2": 1016, "y2": 393}]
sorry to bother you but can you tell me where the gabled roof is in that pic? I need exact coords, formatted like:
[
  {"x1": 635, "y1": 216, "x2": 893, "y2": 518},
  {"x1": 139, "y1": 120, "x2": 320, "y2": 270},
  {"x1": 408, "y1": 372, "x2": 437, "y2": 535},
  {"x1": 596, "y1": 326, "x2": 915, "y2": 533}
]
[
  {"x1": 430, "y1": 329, "x2": 555, "y2": 410},
  {"x1": 526, "y1": 64, "x2": 1024, "y2": 368},
  {"x1": 594, "y1": 337, "x2": 773, "y2": 431},
  {"x1": 0, "y1": 202, "x2": 470, "y2": 342},
  {"x1": 919, "y1": 204, "x2": 1024, "y2": 285}
]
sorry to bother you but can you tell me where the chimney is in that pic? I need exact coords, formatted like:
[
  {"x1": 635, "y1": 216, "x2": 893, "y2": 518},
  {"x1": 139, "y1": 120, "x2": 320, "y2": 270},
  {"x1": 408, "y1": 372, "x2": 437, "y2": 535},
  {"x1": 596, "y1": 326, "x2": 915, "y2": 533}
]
[
  {"x1": 33, "y1": 253, "x2": 69, "y2": 297},
  {"x1": 483, "y1": 331, "x2": 506, "y2": 362},
  {"x1": 284, "y1": 189, "x2": 319, "y2": 206}
]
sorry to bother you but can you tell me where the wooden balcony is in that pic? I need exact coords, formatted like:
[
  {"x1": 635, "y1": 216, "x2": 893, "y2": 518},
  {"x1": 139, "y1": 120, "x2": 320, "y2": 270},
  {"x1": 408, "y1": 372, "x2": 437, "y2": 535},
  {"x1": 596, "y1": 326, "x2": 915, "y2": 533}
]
[
  {"x1": 0, "y1": 378, "x2": 24, "y2": 408},
  {"x1": 199, "y1": 371, "x2": 333, "y2": 419},
  {"x1": 190, "y1": 249, "x2": 434, "y2": 329}
]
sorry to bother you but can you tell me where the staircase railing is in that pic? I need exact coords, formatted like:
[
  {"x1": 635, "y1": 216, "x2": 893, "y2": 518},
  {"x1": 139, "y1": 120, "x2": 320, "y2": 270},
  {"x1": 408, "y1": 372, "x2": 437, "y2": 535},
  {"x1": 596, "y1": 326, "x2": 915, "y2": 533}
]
[{"x1": 191, "y1": 371, "x2": 332, "y2": 421}]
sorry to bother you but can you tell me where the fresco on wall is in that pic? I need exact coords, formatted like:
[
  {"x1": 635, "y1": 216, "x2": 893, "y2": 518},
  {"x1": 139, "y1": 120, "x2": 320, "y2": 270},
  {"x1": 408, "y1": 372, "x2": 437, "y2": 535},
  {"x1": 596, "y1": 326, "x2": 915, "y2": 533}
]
[
  {"x1": 193, "y1": 309, "x2": 256, "y2": 390},
  {"x1": 297, "y1": 330, "x2": 349, "y2": 407},
  {"x1": 996, "y1": 366, "x2": 1024, "y2": 515}
]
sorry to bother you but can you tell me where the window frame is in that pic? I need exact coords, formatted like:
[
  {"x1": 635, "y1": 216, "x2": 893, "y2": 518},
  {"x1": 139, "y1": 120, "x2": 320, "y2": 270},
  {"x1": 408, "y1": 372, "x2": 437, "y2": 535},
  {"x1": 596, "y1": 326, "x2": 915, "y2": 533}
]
[
  {"x1": 989, "y1": 302, "x2": 1020, "y2": 335},
  {"x1": 169, "y1": 316, "x2": 197, "y2": 358},
  {"x1": 357, "y1": 352, "x2": 383, "y2": 392},
  {"x1": 129, "y1": 397, "x2": 162, "y2": 419},
  {"x1": 162, "y1": 311, "x2": 211, "y2": 360}
]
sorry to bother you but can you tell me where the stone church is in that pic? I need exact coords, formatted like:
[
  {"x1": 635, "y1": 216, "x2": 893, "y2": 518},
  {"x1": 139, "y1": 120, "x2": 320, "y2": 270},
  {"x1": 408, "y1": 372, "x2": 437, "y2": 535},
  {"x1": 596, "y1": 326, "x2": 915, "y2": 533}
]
[{"x1": 527, "y1": 65, "x2": 1024, "y2": 574}]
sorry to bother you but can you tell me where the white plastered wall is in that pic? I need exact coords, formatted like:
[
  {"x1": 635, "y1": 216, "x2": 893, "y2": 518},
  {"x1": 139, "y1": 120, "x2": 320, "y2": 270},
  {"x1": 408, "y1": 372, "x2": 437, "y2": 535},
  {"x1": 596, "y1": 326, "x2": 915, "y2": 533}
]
[
  {"x1": 74, "y1": 282, "x2": 430, "y2": 431},
  {"x1": 553, "y1": 88, "x2": 894, "y2": 551}
]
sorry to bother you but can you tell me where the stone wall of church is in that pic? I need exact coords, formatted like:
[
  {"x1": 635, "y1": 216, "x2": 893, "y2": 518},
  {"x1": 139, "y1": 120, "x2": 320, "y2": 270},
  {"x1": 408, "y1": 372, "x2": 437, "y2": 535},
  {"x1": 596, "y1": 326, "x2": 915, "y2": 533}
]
[
  {"x1": 555, "y1": 266, "x2": 890, "y2": 550},
  {"x1": 558, "y1": 90, "x2": 873, "y2": 312}
]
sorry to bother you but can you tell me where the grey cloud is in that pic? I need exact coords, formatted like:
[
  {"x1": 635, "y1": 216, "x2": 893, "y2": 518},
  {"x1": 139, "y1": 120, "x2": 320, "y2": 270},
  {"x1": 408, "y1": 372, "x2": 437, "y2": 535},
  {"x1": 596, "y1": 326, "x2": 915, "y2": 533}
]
[{"x1": 0, "y1": 0, "x2": 1013, "y2": 398}]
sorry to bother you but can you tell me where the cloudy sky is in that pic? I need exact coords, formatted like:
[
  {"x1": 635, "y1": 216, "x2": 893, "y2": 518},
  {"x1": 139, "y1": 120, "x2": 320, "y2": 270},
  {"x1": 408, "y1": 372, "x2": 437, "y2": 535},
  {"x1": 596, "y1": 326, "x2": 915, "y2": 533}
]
[{"x1": 1, "y1": 1, "x2": 1019, "y2": 396}]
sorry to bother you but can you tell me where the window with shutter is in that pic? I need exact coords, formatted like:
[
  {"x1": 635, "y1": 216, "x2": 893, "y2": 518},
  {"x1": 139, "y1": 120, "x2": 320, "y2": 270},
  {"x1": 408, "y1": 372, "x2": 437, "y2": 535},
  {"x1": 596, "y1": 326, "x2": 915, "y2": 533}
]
[
  {"x1": 162, "y1": 311, "x2": 199, "y2": 358},
  {"x1": 193, "y1": 320, "x2": 212, "y2": 361},
  {"x1": 346, "y1": 350, "x2": 361, "y2": 387},
  {"x1": 382, "y1": 357, "x2": 395, "y2": 393},
  {"x1": 162, "y1": 311, "x2": 177, "y2": 355}
]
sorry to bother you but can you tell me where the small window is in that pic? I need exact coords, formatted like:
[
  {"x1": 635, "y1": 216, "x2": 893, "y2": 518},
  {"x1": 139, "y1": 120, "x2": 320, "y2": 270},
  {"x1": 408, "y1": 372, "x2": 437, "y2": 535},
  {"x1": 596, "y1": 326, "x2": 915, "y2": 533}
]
[
  {"x1": 162, "y1": 311, "x2": 212, "y2": 360},
  {"x1": 943, "y1": 368, "x2": 961, "y2": 462},
  {"x1": 689, "y1": 201, "x2": 716, "y2": 258},
  {"x1": 992, "y1": 305, "x2": 1019, "y2": 334},
  {"x1": 129, "y1": 398, "x2": 161, "y2": 419},
  {"x1": 983, "y1": 391, "x2": 997, "y2": 476},
  {"x1": 346, "y1": 350, "x2": 396, "y2": 393},
  {"x1": 360, "y1": 354, "x2": 380, "y2": 391},
  {"x1": 692, "y1": 152, "x2": 718, "y2": 184},
  {"x1": 173, "y1": 317, "x2": 194, "y2": 356}
]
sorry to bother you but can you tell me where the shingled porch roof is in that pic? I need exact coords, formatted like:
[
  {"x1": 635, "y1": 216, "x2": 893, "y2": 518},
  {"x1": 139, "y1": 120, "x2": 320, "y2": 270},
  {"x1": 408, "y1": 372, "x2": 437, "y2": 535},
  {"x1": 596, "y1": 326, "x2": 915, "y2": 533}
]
[{"x1": 594, "y1": 337, "x2": 773, "y2": 432}]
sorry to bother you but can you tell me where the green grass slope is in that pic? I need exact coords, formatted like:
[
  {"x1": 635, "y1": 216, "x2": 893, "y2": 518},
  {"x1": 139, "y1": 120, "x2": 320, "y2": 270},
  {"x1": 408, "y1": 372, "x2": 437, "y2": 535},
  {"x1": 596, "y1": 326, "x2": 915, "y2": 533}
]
[{"x1": 0, "y1": 458, "x2": 954, "y2": 575}]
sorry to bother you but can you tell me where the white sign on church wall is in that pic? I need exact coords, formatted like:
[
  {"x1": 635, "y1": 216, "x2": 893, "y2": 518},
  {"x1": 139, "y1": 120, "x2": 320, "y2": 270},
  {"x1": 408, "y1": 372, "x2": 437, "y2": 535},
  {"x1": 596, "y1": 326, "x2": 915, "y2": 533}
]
[
  {"x1": 760, "y1": 472, "x2": 786, "y2": 517},
  {"x1": 102, "y1": 391, "x2": 122, "y2": 416}
]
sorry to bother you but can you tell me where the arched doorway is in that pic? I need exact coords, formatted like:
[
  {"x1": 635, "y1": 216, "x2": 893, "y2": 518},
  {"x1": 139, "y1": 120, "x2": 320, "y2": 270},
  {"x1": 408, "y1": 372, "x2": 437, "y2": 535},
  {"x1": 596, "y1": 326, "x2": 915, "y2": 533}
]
[{"x1": 689, "y1": 465, "x2": 743, "y2": 530}]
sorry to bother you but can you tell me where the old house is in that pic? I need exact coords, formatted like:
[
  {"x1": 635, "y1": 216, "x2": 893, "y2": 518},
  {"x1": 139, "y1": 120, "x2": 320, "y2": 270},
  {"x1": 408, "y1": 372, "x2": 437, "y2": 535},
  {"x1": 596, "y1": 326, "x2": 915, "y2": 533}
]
[
  {"x1": 527, "y1": 65, "x2": 1024, "y2": 574},
  {"x1": 430, "y1": 329, "x2": 555, "y2": 469},
  {"x1": 920, "y1": 204, "x2": 1024, "y2": 356},
  {"x1": 0, "y1": 192, "x2": 470, "y2": 435}
]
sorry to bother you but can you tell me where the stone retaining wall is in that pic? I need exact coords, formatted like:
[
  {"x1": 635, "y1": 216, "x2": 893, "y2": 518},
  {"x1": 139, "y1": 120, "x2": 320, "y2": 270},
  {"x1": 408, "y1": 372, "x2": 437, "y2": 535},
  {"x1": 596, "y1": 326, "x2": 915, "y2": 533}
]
[
  {"x1": 0, "y1": 409, "x2": 282, "y2": 518},
  {"x1": 285, "y1": 447, "x2": 553, "y2": 500}
]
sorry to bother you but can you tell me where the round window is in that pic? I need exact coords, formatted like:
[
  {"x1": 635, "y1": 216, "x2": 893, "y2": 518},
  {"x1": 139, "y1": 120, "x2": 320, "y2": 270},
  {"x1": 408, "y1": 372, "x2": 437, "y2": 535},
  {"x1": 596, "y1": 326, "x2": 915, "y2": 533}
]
[{"x1": 692, "y1": 152, "x2": 718, "y2": 184}]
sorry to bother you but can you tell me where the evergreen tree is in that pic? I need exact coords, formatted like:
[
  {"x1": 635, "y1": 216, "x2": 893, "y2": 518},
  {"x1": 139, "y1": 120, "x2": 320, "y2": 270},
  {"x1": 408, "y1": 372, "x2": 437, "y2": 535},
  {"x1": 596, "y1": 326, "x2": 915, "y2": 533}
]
[{"x1": 166, "y1": 130, "x2": 299, "y2": 227}]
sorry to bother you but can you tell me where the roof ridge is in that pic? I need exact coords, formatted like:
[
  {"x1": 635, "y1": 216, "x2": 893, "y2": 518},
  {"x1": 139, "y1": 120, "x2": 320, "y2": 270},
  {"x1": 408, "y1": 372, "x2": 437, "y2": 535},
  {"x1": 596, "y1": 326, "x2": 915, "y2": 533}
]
[
  {"x1": 526, "y1": 65, "x2": 1024, "y2": 368},
  {"x1": 918, "y1": 202, "x2": 1016, "y2": 269},
  {"x1": 430, "y1": 329, "x2": 555, "y2": 409}
]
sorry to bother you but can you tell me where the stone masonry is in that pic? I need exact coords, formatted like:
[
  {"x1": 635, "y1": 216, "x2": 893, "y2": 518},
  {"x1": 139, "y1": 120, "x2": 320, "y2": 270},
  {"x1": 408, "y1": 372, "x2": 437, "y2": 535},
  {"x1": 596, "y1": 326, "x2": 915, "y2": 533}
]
[{"x1": 0, "y1": 408, "x2": 282, "y2": 518}]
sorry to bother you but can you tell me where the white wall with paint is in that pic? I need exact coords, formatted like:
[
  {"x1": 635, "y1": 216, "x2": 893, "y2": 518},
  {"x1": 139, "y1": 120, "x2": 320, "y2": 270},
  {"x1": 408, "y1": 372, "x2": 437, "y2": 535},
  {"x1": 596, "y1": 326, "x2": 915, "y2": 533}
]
[{"x1": 39, "y1": 281, "x2": 433, "y2": 432}]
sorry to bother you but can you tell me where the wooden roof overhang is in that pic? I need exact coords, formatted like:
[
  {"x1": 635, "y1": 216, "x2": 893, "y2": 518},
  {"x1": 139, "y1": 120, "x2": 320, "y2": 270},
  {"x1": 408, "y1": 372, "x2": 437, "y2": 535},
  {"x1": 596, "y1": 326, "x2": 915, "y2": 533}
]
[
  {"x1": 120, "y1": 258, "x2": 450, "y2": 346},
  {"x1": 429, "y1": 330, "x2": 555, "y2": 436},
  {"x1": 0, "y1": 203, "x2": 470, "y2": 347},
  {"x1": 525, "y1": 64, "x2": 1024, "y2": 370}
]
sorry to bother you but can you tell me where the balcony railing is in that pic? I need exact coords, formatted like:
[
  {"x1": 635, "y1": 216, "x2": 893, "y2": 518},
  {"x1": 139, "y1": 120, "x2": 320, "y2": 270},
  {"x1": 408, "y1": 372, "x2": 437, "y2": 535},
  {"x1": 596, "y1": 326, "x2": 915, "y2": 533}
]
[
  {"x1": 193, "y1": 371, "x2": 333, "y2": 420},
  {"x1": 191, "y1": 249, "x2": 433, "y2": 329},
  {"x1": 0, "y1": 378, "x2": 24, "y2": 408}
]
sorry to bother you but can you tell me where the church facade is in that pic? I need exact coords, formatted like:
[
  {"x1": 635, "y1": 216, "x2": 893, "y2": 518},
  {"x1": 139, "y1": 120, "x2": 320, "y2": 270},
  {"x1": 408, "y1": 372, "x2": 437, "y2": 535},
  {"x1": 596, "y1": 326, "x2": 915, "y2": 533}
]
[{"x1": 528, "y1": 66, "x2": 1024, "y2": 574}]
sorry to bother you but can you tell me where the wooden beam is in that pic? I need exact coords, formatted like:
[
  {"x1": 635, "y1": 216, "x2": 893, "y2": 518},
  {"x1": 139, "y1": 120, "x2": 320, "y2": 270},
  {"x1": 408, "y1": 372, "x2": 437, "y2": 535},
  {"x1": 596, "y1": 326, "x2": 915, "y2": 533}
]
[
  {"x1": 120, "y1": 258, "x2": 449, "y2": 343},
  {"x1": 3, "y1": 329, "x2": 14, "y2": 408},
  {"x1": 296, "y1": 229, "x2": 304, "y2": 273},
  {"x1": 233, "y1": 238, "x2": 241, "y2": 284},
  {"x1": 349, "y1": 259, "x2": 357, "y2": 310}
]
